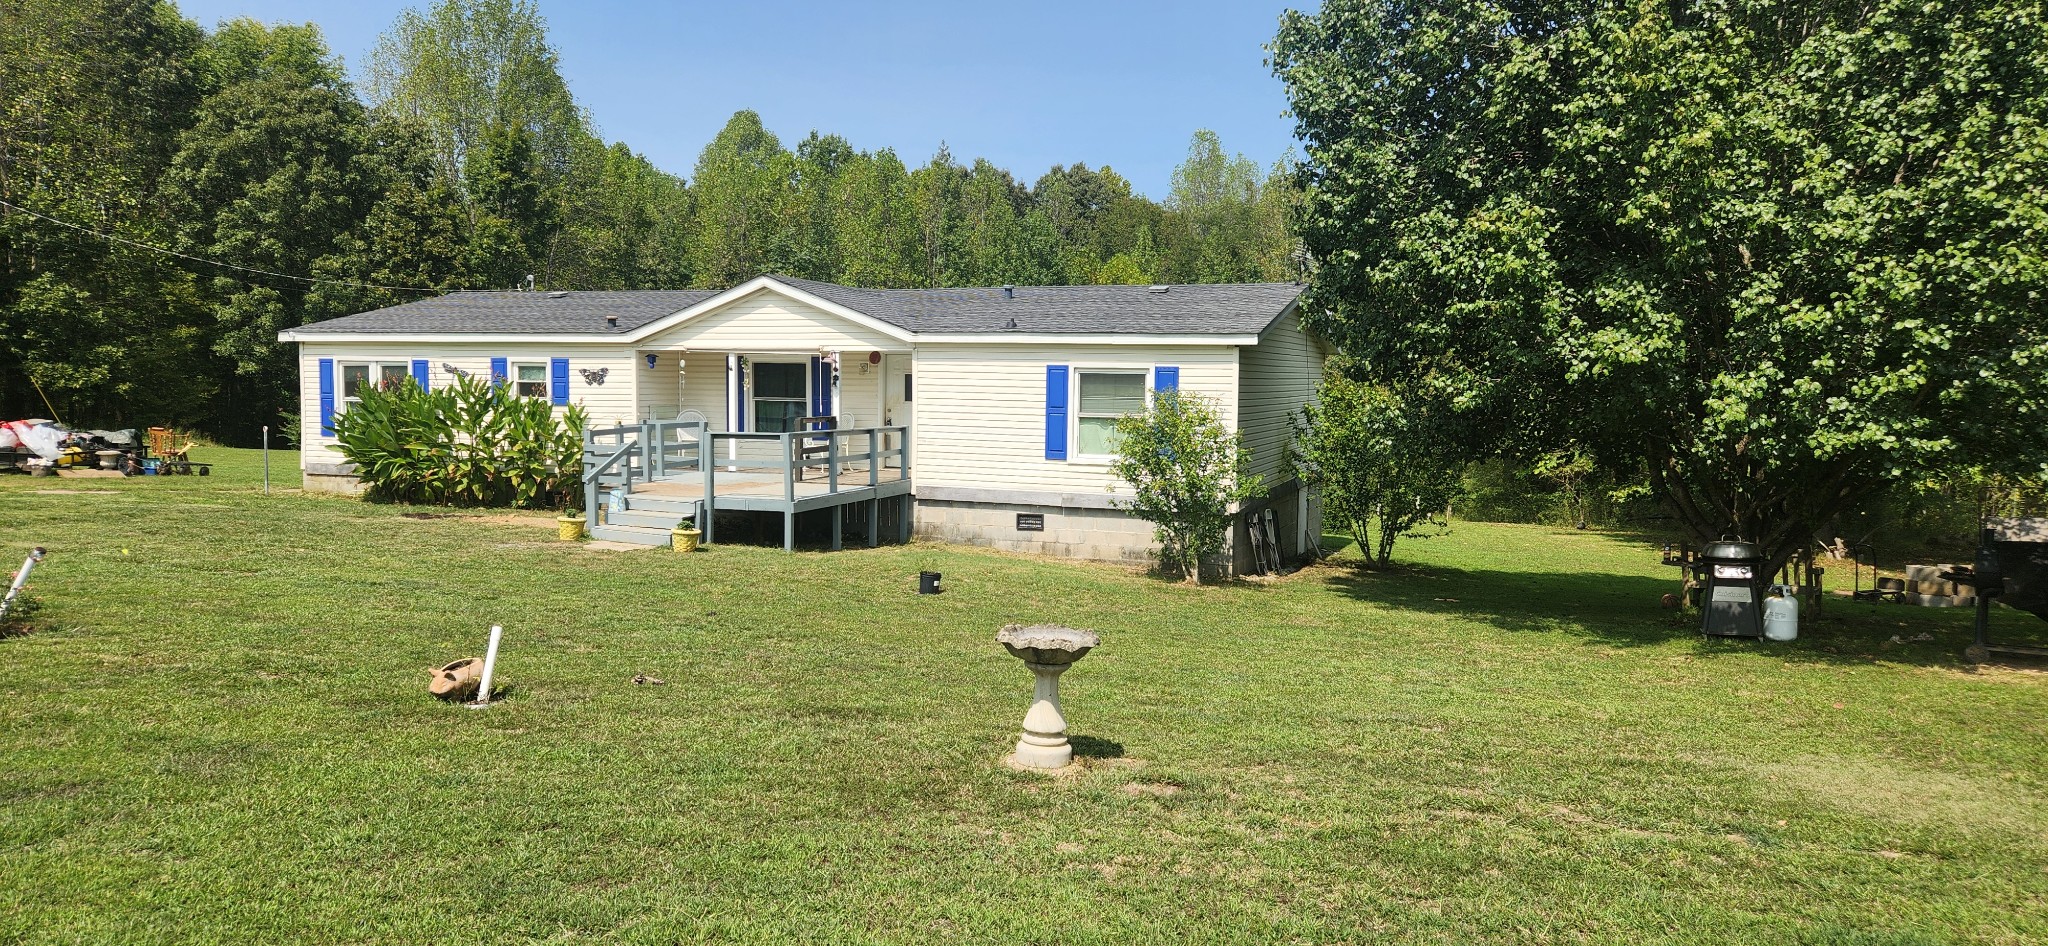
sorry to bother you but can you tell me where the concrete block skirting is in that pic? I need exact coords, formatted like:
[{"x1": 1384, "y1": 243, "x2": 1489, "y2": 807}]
[
  {"x1": 913, "y1": 490, "x2": 1157, "y2": 564},
  {"x1": 305, "y1": 463, "x2": 363, "y2": 495}
]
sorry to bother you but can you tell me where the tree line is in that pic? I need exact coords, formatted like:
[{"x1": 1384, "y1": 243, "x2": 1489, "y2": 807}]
[
  {"x1": 1274, "y1": 0, "x2": 2048, "y2": 567},
  {"x1": 0, "y1": 0, "x2": 1297, "y2": 443}
]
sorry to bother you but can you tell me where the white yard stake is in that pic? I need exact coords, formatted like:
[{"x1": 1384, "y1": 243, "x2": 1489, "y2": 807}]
[
  {"x1": 0, "y1": 547, "x2": 46, "y2": 624},
  {"x1": 470, "y1": 625, "x2": 503, "y2": 708}
]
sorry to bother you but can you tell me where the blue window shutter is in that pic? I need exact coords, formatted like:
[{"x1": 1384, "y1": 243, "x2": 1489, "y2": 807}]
[
  {"x1": 1154, "y1": 365, "x2": 1180, "y2": 392},
  {"x1": 318, "y1": 358, "x2": 335, "y2": 436},
  {"x1": 550, "y1": 357, "x2": 569, "y2": 405},
  {"x1": 821, "y1": 358, "x2": 833, "y2": 418},
  {"x1": 1045, "y1": 365, "x2": 1069, "y2": 461},
  {"x1": 411, "y1": 359, "x2": 429, "y2": 390},
  {"x1": 490, "y1": 356, "x2": 508, "y2": 389}
]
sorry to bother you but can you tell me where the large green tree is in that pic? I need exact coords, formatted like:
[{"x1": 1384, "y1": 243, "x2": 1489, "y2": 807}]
[
  {"x1": 0, "y1": 0, "x2": 205, "y2": 426},
  {"x1": 1273, "y1": 0, "x2": 2048, "y2": 566},
  {"x1": 363, "y1": 0, "x2": 583, "y2": 191},
  {"x1": 157, "y1": 20, "x2": 384, "y2": 434},
  {"x1": 685, "y1": 110, "x2": 800, "y2": 287}
]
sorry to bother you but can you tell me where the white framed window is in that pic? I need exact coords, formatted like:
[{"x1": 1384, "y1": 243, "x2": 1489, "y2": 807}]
[
  {"x1": 1073, "y1": 369, "x2": 1148, "y2": 458},
  {"x1": 751, "y1": 360, "x2": 808, "y2": 433},
  {"x1": 510, "y1": 361, "x2": 549, "y2": 399},
  {"x1": 339, "y1": 361, "x2": 414, "y2": 406}
]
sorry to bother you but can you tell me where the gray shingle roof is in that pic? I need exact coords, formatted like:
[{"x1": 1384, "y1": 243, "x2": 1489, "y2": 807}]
[
  {"x1": 285, "y1": 276, "x2": 1305, "y2": 338},
  {"x1": 286, "y1": 289, "x2": 722, "y2": 335},
  {"x1": 770, "y1": 276, "x2": 1304, "y2": 336}
]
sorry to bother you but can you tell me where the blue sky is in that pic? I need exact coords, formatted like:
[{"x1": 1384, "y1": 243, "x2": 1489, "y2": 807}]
[{"x1": 174, "y1": 0, "x2": 1304, "y2": 199}]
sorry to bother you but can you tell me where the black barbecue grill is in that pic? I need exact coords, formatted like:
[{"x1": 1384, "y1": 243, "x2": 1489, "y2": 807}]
[{"x1": 1953, "y1": 518, "x2": 2048, "y2": 663}]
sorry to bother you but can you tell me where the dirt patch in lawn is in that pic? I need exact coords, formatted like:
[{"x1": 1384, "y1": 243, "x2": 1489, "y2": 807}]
[
  {"x1": 393, "y1": 512, "x2": 557, "y2": 529},
  {"x1": 475, "y1": 513, "x2": 560, "y2": 528},
  {"x1": 1748, "y1": 754, "x2": 2048, "y2": 837},
  {"x1": 1121, "y1": 781, "x2": 1183, "y2": 798}
]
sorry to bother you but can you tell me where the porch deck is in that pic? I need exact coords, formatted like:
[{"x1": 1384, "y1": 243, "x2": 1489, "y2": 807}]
[{"x1": 582, "y1": 417, "x2": 911, "y2": 550}]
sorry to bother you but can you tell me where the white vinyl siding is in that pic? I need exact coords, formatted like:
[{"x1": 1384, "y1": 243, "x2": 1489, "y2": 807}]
[
  {"x1": 636, "y1": 288, "x2": 903, "y2": 352},
  {"x1": 297, "y1": 343, "x2": 636, "y2": 470},
  {"x1": 1236, "y1": 306, "x2": 1328, "y2": 484},
  {"x1": 912, "y1": 342, "x2": 1239, "y2": 496}
]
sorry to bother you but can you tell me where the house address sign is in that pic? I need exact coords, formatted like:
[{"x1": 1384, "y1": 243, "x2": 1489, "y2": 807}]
[{"x1": 1016, "y1": 513, "x2": 1045, "y2": 532}]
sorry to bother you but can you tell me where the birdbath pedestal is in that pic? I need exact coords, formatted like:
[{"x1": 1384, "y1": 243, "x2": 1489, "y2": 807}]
[{"x1": 996, "y1": 623, "x2": 1100, "y2": 770}]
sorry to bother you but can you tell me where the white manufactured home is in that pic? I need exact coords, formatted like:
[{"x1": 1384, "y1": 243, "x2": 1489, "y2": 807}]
[{"x1": 281, "y1": 274, "x2": 1327, "y2": 571}]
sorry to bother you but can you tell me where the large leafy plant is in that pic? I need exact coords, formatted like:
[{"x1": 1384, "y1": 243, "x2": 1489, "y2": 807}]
[
  {"x1": 333, "y1": 371, "x2": 586, "y2": 509},
  {"x1": 1111, "y1": 390, "x2": 1263, "y2": 583}
]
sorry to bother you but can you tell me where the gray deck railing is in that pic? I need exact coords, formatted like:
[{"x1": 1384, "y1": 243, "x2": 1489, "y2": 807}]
[
  {"x1": 583, "y1": 421, "x2": 910, "y2": 531},
  {"x1": 582, "y1": 416, "x2": 708, "y2": 522},
  {"x1": 700, "y1": 426, "x2": 910, "y2": 505}
]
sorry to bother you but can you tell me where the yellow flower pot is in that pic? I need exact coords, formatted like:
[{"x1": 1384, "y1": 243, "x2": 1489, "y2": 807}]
[
  {"x1": 672, "y1": 527, "x2": 701, "y2": 553},
  {"x1": 556, "y1": 515, "x2": 586, "y2": 541}
]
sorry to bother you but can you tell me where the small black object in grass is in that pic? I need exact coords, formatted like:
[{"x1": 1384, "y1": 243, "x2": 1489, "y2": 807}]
[{"x1": 919, "y1": 571, "x2": 942, "y2": 594}]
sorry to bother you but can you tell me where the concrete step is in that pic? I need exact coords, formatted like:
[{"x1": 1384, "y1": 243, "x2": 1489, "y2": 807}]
[{"x1": 588, "y1": 523, "x2": 672, "y2": 547}]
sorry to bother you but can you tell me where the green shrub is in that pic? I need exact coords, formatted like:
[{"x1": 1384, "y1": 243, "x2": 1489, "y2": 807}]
[
  {"x1": 1111, "y1": 390, "x2": 1263, "y2": 583},
  {"x1": 333, "y1": 372, "x2": 587, "y2": 509},
  {"x1": 1290, "y1": 377, "x2": 1463, "y2": 567}
]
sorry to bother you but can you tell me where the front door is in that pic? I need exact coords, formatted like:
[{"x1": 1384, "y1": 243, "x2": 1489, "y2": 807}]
[{"x1": 882, "y1": 353, "x2": 911, "y2": 468}]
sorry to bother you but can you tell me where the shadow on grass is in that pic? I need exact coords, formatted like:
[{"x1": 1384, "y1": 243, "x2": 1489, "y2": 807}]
[
  {"x1": 1316, "y1": 543, "x2": 2048, "y2": 670},
  {"x1": 1070, "y1": 735, "x2": 1125, "y2": 760},
  {"x1": 1322, "y1": 561, "x2": 1692, "y2": 649}
]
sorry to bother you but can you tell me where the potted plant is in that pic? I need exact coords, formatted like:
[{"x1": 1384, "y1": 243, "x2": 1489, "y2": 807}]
[
  {"x1": 556, "y1": 500, "x2": 586, "y2": 541},
  {"x1": 671, "y1": 516, "x2": 701, "y2": 553}
]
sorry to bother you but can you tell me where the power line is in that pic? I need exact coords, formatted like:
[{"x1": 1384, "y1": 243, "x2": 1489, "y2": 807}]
[{"x1": 0, "y1": 196, "x2": 456, "y2": 294}]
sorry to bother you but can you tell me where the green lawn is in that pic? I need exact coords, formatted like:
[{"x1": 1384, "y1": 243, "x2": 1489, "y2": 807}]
[{"x1": 2, "y1": 449, "x2": 2045, "y2": 944}]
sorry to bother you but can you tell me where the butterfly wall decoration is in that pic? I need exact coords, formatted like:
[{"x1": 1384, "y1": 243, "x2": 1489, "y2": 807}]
[
  {"x1": 580, "y1": 367, "x2": 609, "y2": 385},
  {"x1": 442, "y1": 363, "x2": 471, "y2": 379}
]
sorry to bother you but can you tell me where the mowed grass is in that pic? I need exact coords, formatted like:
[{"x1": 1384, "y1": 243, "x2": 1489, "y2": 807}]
[{"x1": 2, "y1": 450, "x2": 2045, "y2": 945}]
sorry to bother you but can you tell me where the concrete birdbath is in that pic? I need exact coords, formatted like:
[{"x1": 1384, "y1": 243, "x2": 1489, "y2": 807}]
[{"x1": 996, "y1": 623, "x2": 1101, "y2": 771}]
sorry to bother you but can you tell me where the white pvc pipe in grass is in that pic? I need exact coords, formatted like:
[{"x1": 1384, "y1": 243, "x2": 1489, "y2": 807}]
[
  {"x1": 1, "y1": 547, "x2": 46, "y2": 623},
  {"x1": 470, "y1": 625, "x2": 502, "y2": 708}
]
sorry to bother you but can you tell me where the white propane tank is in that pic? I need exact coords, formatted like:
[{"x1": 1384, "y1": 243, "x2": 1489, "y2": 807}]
[{"x1": 1763, "y1": 585, "x2": 1799, "y2": 641}]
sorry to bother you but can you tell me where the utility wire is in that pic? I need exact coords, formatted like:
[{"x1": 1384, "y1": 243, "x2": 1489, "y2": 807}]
[{"x1": 0, "y1": 196, "x2": 455, "y2": 294}]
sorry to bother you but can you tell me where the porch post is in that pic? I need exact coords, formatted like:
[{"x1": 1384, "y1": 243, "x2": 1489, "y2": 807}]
[
  {"x1": 868, "y1": 497, "x2": 879, "y2": 548},
  {"x1": 783, "y1": 434, "x2": 796, "y2": 503},
  {"x1": 784, "y1": 511, "x2": 795, "y2": 552},
  {"x1": 582, "y1": 427, "x2": 598, "y2": 528},
  {"x1": 829, "y1": 350, "x2": 842, "y2": 428},
  {"x1": 702, "y1": 433, "x2": 716, "y2": 544}
]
